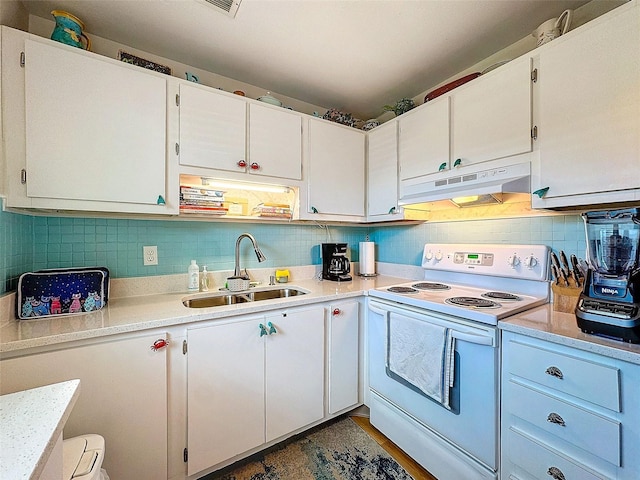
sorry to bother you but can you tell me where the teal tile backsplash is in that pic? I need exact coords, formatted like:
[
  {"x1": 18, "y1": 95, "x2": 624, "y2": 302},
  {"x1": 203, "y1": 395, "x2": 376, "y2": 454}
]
[{"x1": 0, "y1": 196, "x2": 588, "y2": 296}]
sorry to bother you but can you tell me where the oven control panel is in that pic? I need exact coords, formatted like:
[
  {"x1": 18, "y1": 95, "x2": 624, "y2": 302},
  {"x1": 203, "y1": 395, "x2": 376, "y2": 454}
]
[
  {"x1": 453, "y1": 252, "x2": 494, "y2": 266},
  {"x1": 422, "y1": 243, "x2": 550, "y2": 281}
]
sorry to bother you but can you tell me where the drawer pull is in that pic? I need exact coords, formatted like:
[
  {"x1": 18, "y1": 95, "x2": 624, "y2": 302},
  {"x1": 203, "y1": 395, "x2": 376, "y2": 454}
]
[
  {"x1": 545, "y1": 366, "x2": 564, "y2": 379},
  {"x1": 547, "y1": 466, "x2": 566, "y2": 480},
  {"x1": 547, "y1": 412, "x2": 566, "y2": 426}
]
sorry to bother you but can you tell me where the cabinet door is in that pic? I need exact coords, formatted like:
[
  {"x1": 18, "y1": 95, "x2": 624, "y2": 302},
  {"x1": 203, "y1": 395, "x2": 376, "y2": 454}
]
[
  {"x1": 451, "y1": 57, "x2": 532, "y2": 167},
  {"x1": 179, "y1": 83, "x2": 247, "y2": 173},
  {"x1": 367, "y1": 121, "x2": 400, "y2": 217},
  {"x1": 265, "y1": 306, "x2": 325, "y2": 442},
  {"x1": 24, "y1": 40, "x2": 166, "y2": 205},
  {"x1": 0, "y1": 333, "x2": 169, "y2": 480},
  {"x1": 308, "y1": 119, "x2": 365, "y2": 216},
  {"x1": 328, "y1": 301, "x2": 360, "y2": 414},
  {"x1": 534, "y1": 3, "x2": 640, "y2": 206},
  {"x1": 186, "y1": 318, "x2": 264, "y2": 476},
  {"x1": 398, "y1": 96, "x2": 450, "y2": 180},
  {"x1": 248, "y1": 103, "x2": 302, "y2": 180}
]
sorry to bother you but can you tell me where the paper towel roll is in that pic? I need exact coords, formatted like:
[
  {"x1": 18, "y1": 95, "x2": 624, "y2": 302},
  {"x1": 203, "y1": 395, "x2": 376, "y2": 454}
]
[{"x1": 359, "y1": 241, "x2": 376, "y2": 276}]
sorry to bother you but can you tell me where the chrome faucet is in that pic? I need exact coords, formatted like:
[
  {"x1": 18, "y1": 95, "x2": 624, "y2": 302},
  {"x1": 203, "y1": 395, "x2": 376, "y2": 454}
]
[{"x1": 234, "y1": 233, "x2": 267, "y2": 278}]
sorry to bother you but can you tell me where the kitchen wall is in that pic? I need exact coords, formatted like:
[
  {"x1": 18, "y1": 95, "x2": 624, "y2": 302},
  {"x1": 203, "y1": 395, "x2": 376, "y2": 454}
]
[{"x1": 0, "y1": 194, "x2": 588, "y2": 295}]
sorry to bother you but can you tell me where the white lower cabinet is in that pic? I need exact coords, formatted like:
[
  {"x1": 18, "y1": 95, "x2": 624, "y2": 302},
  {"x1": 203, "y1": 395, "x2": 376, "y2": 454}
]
[
  {"x1": 0, "y1": 331, "x2": 171, "y2": 480},
  {"x1": 327, "y1": 300, "x2": 360, "y2": 414},
  {"x1": 501, "y1": 331, "x2": 640, "y2": 480},
  {"x1": 186, "y1": 305, "x2": 325, "y2": 477}
]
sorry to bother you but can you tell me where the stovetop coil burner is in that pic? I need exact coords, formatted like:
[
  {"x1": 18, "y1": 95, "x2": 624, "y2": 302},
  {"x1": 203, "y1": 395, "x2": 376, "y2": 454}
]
[
  {"x1": 387, "y1": 286, "x2": 419, "y2": 294},
  {"x1": 412, "y1": 282, "x2": 451, "y2": 291},
  {"x1": 445, "y1": 296, "x2": 501, "y2": 309},
  {"x1": 481, "y1": 291, "x2": 522, "y2": 301}
]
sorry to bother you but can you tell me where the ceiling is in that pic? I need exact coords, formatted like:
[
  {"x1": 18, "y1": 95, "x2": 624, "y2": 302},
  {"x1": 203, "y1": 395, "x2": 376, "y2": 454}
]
[{"x1": 19, "y1": 0, "x2": 593, "y2": 120}]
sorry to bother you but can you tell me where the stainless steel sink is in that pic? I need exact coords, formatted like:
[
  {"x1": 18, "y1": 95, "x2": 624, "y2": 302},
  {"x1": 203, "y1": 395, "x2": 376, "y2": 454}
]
[
  {"x1": 247, "y1": 288, "x2": 305, "y2": 301},
  {"x1": 182, "y1": 287, "x2": 307, "y2": 308}
]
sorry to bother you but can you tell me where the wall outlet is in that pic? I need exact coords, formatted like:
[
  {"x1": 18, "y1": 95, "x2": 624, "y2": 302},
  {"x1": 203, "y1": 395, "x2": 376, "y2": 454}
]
[{"x1": 143, "y1": 246, "x2": 158, "y2": 266}]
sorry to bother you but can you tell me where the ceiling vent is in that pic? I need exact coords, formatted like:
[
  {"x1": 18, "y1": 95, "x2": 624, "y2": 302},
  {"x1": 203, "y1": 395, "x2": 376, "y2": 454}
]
[{"x1": 200, "y1": 0, "x2": 242, "y2": 17}]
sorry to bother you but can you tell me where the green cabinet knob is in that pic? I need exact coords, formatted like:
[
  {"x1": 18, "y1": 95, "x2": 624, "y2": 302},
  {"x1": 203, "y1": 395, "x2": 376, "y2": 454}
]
[
  {"x1": 533, "y1": 187, "x2": 550, "y2": 198},
  {"x1": 438, "y1": 162, "x2": 447, "y2": 171},
  {"x1": 259, "y1": 324, "x2": 268, "y2": 337},
  {"x1": 157, "y1": 195, "x2": 166, "y2": 205},
  {"x1": 453, "y1": 158, "x2": 462, "y2": 167},
  {"x1": 311, "y1": 206, "x2": 318, "y2": 214},
  {"x1": 388, "y1": 207, "x2": 397, "y2": 214},
  {"x1": 268, "y1": 322, "x2": 277, "y2": 334}
]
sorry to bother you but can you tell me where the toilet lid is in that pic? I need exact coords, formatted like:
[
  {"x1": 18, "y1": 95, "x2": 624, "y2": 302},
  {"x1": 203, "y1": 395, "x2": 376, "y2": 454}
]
[{"x1": 63, "y1": 437, "x2": 99, "y2": 479}]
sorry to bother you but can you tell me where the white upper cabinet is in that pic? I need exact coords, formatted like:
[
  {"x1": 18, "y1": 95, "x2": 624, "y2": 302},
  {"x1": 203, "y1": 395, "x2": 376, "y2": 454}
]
[
  {"x1": 368, "y1": 121, "x2": 401, "y2": 218},
  {"x1": 398, "y1": 96, "x2": 450, "y2": 180},
  {"x1": 1, "y1": 28, "x2": 175, "y2": 214},
  {"x1": 248, "y1": 103, "x2": 302, "y2": 180},
  {"x1": 178, "y1": 83, "x2": 302, "y2": 181},
  {"x1": 450, "y1": 56, "x2": 532, "y2": 168},
  {"x1": 178, "y1": 83, "x2": 246, "y2": 174},
  {"x1": 532, "y1": 1, "x2": 640, "y2": 209},
  {"x1": 304, "y1": 118, "x2": 366, "y2": 218}
]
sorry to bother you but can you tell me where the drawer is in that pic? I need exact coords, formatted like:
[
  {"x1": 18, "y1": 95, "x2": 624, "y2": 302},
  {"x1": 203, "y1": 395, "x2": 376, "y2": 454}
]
[
  {"x1": 507, "y1": 379, "x2": 621, "y2": 466},
  {"x1": 506, "y1": 339, "x2": 620, "y2": 411},
  {"x1": 506, "y1": 427, "x2": 607, "y2": 480}
]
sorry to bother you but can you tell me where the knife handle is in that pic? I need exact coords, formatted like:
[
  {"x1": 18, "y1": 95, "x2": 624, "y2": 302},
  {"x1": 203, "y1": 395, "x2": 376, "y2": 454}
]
[
  {"x1": 551, "y1": 265, "x2": 560, "y2": 285},
  {"x1": 551, "y1": 252, "x2": 561, "y2": 272},
  {"x1": 559, "y1": 250, "x2": 570, "y2": 276}
]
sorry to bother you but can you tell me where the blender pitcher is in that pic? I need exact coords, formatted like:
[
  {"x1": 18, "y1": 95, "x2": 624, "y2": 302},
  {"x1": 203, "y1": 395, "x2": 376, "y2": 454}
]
[{"x1": 583, "y1": 208, "x2": 640, "y2": 299}]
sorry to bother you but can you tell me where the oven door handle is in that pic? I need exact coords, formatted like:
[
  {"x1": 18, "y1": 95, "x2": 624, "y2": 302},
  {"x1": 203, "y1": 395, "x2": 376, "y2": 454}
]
[{"x1": 451, "y1": 330, "x2": 494, "y2": 347}]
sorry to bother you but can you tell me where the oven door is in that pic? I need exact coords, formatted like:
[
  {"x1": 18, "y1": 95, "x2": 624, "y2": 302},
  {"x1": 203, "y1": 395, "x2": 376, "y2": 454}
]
[{"x1": 367, "y1": 298, "x2": 499, "y2": 471}]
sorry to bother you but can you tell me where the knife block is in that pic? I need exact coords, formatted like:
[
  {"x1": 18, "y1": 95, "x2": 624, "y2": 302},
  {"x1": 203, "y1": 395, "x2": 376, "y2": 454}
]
[{"x1": 551, "y1": 281, "x2": 581, "y2": 313}]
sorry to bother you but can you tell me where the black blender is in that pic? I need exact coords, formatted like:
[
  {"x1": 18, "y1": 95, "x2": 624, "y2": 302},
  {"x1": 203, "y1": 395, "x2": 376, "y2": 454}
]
[{"x1": 576, "y1": 208, "x2": 640, "y2": 342}]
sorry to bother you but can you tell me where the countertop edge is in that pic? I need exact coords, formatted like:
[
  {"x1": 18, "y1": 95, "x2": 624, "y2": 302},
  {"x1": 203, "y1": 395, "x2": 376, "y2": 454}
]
[{"x1": 0, "y1": 379, "x2": 81, "y2": 480}]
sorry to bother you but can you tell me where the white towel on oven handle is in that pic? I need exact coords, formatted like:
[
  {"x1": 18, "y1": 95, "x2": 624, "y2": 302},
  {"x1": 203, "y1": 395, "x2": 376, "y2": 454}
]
[{"x1": 386, "y1": 312, "x2": 455, "y2": 409}]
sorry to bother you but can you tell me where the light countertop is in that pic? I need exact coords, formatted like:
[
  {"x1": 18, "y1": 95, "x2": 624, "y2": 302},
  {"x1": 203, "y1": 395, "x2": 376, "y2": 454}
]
[
  {"x1": 0, "y1": 379, "x2": 80, "y2": 480},
  {"x1": 0, "y1": 274, "x2": 409, "y2": 355},
  {"x1": 500, "y1": 304, "x2": 640, "y2": 365}
]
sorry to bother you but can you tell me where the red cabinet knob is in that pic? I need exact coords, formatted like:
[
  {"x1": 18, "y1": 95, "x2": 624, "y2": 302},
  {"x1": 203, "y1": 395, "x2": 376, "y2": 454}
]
[
  {"x1": 332, "y1": 308, "x2": 341, "y2": 316},
  {"x1": 237, "y1": 160, "x2": 247, "y2": 168},
  {"x1": 250, "y1": 162, "x2": 260, "y2": 170}
]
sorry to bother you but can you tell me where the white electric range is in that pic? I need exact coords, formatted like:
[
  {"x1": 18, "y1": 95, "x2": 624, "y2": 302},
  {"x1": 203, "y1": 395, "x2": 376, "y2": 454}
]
[{"x1": 367, "y1": 243, "x2": 550, "y2": 480}]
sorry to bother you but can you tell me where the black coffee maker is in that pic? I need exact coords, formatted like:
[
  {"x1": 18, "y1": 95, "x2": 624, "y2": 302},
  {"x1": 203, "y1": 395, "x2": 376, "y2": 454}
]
[
  {"x1": 322, "y1": 243, "x2": 352, "y2": 281},
  {"x1": 576, "y1": 208, "x2": 640, "y2": 343}
]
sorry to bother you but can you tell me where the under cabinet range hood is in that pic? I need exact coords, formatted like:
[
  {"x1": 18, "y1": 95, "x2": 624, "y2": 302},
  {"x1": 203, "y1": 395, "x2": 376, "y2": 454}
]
[{"x1": 399, "y1": 160, "x2": 531, "y2": 206}]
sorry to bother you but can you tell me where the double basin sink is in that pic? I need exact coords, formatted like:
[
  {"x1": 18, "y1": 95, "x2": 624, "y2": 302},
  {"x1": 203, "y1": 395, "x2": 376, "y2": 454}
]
[{"x1": 183, "y1": 287, "x2": 307, "y2": 308}]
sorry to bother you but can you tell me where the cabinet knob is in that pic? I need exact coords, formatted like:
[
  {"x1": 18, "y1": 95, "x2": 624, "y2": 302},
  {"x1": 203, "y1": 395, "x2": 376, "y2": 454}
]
[
  {"x1": 438, "y1": 162, "x2": 447, "y2": 171},
  {"x1": 332, "y1": 308, "x2": 341, "y2": 316},
  {"x1": 156, "y1": 195, "x2": 166, "y2": 205},
  {"x1": 547, "y1": 466, "x2": 566, "y2": 480},
  {"x1": 388, "y1": 206, "x2": 397, "y2": 214},
  {"x1": 545, "y1": 366, "x2": 563, "y2": 379},
  {"x1": 267, "y1": 322, "x2": 277, "y2": 334},
  {"x1": 259, "y1": 324, "x2": 268, "y2": 337},
  {"x1": 250, "y1": 162, "x2": 260, "y2": 170},
  {"x1": 453, "y1": 158, "x2": 462, "y2": 167},
  {"x1": 533, "y1": 187, "x2": 550, "y2": 198},
  {"x1": 311, "y1": 206, "x2": 319, "y2": 214},
  {"x1": 546, "y1": 412, "x2": 566, "y2": 427},
  {"x1": 150, "y1": 339, "x2": 169, "y2": 351},
  {"x1": 237, "y1": 160, "x2": 247, "y2": 168}
]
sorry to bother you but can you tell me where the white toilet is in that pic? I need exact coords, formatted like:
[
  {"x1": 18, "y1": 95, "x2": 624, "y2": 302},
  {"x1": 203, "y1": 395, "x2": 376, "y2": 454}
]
[{"x1": 62, "y1": 434, "x2": 109, "y2": 480}]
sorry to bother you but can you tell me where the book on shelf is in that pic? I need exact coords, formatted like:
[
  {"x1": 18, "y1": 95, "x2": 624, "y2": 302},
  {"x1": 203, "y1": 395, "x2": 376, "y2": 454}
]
[{"x1": 179, "y1": 186, "x2": 225, "y2": 197}]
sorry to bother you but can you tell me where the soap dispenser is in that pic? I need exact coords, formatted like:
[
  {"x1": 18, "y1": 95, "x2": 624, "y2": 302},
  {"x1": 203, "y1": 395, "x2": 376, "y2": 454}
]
[{"x1": 201, "y1": 265, "x2": 210, "y2": 292}]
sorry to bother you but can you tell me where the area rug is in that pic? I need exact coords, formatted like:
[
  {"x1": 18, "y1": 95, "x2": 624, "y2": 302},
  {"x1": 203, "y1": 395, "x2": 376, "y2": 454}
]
[{"x1": 206, "y1": 416, "x2": 414, "y2": 480}]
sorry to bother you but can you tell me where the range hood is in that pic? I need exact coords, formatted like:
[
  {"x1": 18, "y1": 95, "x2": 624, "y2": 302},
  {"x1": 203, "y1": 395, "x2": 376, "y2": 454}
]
[{"x1": 398, "y1": 160, "x2": 531, "y2": 206}]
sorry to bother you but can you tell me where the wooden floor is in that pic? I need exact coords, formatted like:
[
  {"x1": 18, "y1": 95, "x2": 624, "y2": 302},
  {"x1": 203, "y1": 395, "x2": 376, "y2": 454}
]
[{"x1": 351, "y1": 416, "x2": 438, "y2": 480}]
